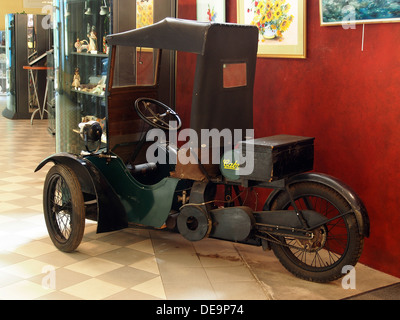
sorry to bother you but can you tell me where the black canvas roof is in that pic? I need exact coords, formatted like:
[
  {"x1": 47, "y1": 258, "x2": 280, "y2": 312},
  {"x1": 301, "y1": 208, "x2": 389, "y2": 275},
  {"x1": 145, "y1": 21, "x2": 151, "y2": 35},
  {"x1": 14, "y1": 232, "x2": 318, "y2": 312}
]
[{"x1": 106, "y1": 17, "x2": 256, "y2": 55}]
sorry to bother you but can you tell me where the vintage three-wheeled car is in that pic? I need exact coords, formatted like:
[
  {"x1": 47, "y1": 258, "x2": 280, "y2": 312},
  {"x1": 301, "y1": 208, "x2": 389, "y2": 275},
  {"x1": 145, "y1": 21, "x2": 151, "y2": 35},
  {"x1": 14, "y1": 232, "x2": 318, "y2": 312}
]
[{"x1": 35, "y1": 18, "x2": 369, "y2": 283}]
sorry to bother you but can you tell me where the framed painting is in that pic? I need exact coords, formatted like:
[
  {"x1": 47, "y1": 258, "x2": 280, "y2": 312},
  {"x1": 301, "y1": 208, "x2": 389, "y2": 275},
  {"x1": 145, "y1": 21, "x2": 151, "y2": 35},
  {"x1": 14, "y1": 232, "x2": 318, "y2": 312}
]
[
  {"x1": 237, "y1": 0, "x2": 306, "y2": 58},
  {"x1": 136, "y1": 0, "x2": 154, "y2": 29},
  {"x1": 320, "y1": 0, "x2": 400, "y2": 26},
  {"x1": 197, "y1": 0, "x2": 226, "y2": 22}
]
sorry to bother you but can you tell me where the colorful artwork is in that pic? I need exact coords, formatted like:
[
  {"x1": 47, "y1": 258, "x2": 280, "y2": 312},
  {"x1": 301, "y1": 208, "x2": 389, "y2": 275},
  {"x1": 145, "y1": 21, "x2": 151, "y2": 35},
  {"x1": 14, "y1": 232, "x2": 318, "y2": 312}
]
[
  {"x1": 246, "y1": 0, "x2": 295, "y2": 40},
  {"x1": 238, "y1": 0, "x2": 306, "y2": 58},
  {"x1": 207, "y1": 5, "x2": 217, "y2": 21},
  {"x1": 197, "y1": 0, "x2": 226, "y2": 23},
  {"x1": 136, "y1": 0, "x2": 154, "y2": 29},
  {"x1": 320, "y1": 0, "x2": 400, "y2": 26}
]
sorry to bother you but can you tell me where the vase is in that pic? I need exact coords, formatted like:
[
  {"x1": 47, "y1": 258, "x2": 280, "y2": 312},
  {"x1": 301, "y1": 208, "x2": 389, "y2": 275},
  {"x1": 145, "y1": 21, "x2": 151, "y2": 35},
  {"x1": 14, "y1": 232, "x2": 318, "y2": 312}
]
[{"x1": 262, "y1": 27, "x2": 277, "y2": 40}]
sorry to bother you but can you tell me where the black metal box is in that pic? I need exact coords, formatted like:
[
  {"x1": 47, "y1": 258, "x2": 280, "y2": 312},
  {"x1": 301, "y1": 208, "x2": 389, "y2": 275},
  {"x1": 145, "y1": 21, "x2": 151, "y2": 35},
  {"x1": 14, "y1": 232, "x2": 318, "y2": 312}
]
[{"x1": 239, "y1": 135, "x2": 314, "y2": 182}]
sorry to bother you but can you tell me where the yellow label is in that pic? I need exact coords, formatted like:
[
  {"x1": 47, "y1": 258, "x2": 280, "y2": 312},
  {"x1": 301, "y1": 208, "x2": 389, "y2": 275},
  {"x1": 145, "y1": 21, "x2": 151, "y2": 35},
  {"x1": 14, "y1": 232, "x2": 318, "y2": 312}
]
[{"x1": 223, "y1": 159, "x2": 239, "y2": 170}]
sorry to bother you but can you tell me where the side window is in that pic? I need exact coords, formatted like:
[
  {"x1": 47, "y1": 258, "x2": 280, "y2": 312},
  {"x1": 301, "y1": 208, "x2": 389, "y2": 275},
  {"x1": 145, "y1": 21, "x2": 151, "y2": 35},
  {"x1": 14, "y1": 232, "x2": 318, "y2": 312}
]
[
  {"x1": 223, "y1": 62, "x2": 247, "y2": 88},
  {"x1": 112, "y1": 45, "x2": 157, "y2": 88}
]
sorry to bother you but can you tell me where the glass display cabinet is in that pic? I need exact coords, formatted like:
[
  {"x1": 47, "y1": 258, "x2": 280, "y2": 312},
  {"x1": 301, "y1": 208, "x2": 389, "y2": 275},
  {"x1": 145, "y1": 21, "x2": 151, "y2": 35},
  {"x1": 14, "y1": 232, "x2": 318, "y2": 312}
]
[
  {"x1": 53, "y1": 0, "x2": 111, "y2": 154},
  {"x1": 2, "y1": 14, "x2": 50, "y2": 119},
  {"x1": 53, "y1": 0, "x2": 177, "y2": 154}
]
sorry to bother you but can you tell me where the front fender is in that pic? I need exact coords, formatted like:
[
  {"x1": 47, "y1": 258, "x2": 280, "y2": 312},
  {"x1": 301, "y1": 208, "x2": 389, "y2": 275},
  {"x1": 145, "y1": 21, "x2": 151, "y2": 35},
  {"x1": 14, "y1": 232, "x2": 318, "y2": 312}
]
[
  {"x1": 35, "y1": 153, "x2": 95, "y2": 194},
  {"x1": 264, "y1": 172, "x2": 370, "y2": 238},
  {"x1": 35, "y1": 153, "x2": 128, "y2": 233}
]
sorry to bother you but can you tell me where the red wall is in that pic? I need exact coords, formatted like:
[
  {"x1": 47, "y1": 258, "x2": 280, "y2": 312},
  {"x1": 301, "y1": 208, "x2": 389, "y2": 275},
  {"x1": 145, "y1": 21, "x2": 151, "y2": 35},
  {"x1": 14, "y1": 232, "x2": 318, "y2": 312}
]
[{"x1": 177, "y1": 0, "x2": 400, "y2": 278}]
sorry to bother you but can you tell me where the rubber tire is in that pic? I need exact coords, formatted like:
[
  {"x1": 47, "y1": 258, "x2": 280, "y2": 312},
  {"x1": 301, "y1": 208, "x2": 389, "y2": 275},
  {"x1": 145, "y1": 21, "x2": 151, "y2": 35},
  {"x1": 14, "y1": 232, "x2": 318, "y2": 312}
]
[
  {"x1": 43, "y1": 164, "x2": 85, "y2": 252},
  {"x1": 269, "y1": 182, "x2": 364, "y2": 283}
]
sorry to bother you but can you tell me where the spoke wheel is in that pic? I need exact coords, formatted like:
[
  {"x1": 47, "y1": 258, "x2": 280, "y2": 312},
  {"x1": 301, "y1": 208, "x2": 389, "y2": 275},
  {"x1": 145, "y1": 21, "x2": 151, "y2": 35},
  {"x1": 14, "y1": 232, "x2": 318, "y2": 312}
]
[
  {"x1": 43, "y1": 165, "x2": 85, "y2": 252},
  {"x1": 269, "y1": 182, "x2": 364, "y2": 283}
]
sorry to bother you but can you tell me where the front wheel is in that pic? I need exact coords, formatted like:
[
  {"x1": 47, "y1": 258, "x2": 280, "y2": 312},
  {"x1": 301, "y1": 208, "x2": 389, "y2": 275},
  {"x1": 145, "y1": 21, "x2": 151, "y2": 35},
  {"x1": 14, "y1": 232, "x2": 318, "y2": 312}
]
[
  {"x1": 43, "y1": 164, "x2": 85, "y2": 252},
  {"x1": 268, "y1": 182, "x2": 364, "y2": 283}
]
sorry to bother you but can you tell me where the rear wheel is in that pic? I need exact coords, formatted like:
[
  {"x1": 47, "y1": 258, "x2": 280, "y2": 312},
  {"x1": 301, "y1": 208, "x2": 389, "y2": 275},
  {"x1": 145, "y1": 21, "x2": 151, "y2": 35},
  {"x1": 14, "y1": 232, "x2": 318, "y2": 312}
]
[
  {"x1": 43, "y1": 164, "x2": 85, "y2": 252},
  {"x1": 269, "y1": 182, "x2": 364, "y2": 283}
]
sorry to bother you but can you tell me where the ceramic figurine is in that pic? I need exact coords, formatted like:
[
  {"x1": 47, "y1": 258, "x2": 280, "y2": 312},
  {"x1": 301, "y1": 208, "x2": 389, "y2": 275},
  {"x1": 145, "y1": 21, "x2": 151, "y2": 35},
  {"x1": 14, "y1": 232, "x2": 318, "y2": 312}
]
[
  {"x1": 74, "y1": 38, "x2": 82, "y2": 52},
  {"x1": 75, "y1": 38, "x2": 89, "y2": 53},
  {"x1": 88, "y1": 26, "x2": 98, "y2": 53},
  {"x1": 72, "y1": 68, "x2": 81, "y2": 89}
]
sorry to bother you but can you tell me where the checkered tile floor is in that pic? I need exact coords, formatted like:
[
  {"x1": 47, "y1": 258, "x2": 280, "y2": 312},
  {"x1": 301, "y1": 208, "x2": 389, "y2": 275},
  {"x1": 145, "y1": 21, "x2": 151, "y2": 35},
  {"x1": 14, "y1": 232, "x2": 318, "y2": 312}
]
[{"x1": 0, "y1": 98, "x2": 399, "y2": 300}]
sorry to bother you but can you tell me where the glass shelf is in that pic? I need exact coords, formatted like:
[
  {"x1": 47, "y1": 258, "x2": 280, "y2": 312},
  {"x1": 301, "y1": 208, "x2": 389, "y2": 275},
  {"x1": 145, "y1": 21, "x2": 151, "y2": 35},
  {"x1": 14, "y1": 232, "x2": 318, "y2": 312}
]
[
  {"x1": 71, "y1": 52, "x2": 108, "y2": 58},
  {"x1": 71, "y1": 88, "x2": 105, "y2": 97}
]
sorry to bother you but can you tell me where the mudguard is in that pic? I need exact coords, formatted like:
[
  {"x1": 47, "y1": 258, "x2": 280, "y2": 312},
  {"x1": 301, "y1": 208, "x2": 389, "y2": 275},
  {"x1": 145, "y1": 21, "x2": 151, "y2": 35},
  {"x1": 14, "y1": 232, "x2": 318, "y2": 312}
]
[
  {"x1": 35, "y1": 153, "x2": 128, "y2": 233},
  {"x1": 264, "y1": 172, "x2": 370, "y2": 237}
]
